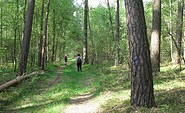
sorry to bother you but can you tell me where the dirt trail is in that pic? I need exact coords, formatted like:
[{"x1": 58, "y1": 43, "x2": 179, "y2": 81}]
[
  {"x1": 63, "y1": 91, "x2": 101, "y2": 113},
  {"x1": 38, "y1": 66, "x2": 65, "y2": 93},
  {"x1": 55, "y1": 66, "x2": 101, "y2": 113},
  {"x1": 39, "y1": 65, "x2": 102, "y2": 113}
]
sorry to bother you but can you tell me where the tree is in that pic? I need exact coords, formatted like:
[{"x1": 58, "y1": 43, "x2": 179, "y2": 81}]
[
  {"x1": 169, "y1": 0, "x2": 173, "y2": 61},
  {"x1": 115, "y1": 0, "x2": 120, "y2": 66},
  {"x1": 17, "y1": 0, "x2": 35, "y2": 76},
  {"x1": 0, "y1": 9, "x2": 1, "y2": 65},
  {"x1": 51, "y1": 9, "x2": 56, "y2": 62},
  {"x1": 41, "y1": 0, "x2": 51, "y2": 70},
  {"x1": 125, "y1": 0, "x2": 156, "y2": 108},
  {"x1": 83, "y1": 0, "x2": 89, "y2": 64},
  {"x1": 174, "y1": 0, "x2": 184, "y2": 66},
  {"x1": 107, "y1": 0, "x2": 115, "y2": 40},
  {"x1": 150, "y1": 0, "x2": 161, "y2": 72},
  {"x1": 21, "y1": 0, "x2": 27, "y2": 46},
  {"x1": 88, "y1": 9, "x2": 95, "y2": 65},
  {"x1": 38, "y1": 0, "x2": 44, "y2": 67},
  {"x1": 13, "y1": 0, "x2": 19, "y2": 71}
]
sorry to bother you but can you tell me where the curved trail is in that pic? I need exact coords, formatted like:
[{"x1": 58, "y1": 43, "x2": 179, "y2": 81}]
[{"x1": 52, "y1": 66, "x2": 102, "y2": 113}]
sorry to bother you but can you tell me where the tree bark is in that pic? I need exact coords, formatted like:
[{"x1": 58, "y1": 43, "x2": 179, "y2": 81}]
[
  {"x1": 88, "y1": 10, "x2": 95, "y2": 65},
  {"x1": 20, "y1": 0, "x2": 27, "y2": 48},
  {"x1": 0, "y1": 5, "x2": 3, "y2": 65},
  {"x1": 42, "y1": 0, "x2": 51, "y2": 70},
  {"x1": 83, "y1": 0, "x2": 89, "y2": 64},
  {"x1": 51, "y1": 9, "x2": 56, "y2": 62},
  {"x1": 13, "y1": 0, "x2": 19, "y2": 72},
  {"x1": 115, "y1": 0, "x2": 120, "y2": 66},
  {"x1": 174, "y1": 0, "x2": 184, "y2": 66},
  {"x1": 5, "y1": 27, "x2": 8, "y2": 65},
  {"x1": 38, "y1": 0, "x2": 45, "y2": 67},
  {"x1": 150, "y1": 0, "x2": 161, "y2": 72},
  {"x1": 17, "y1": 0, "x2": 35, "y2": 76},
  {"x1": 107, "y1": 0, "x2": 115, "y2": 40},
  {"x1": 169, "y1": 0, "x2": 173, "y2": 61},
  {"x1": 125, "y1": 0, "x2": 156, "y2": 108},
  {"x1": 184, "y1": 30, "x2": 185, "y2": 63},
  {"x1": 0, "y1": 71, "x2": 44, "y2": 92}
]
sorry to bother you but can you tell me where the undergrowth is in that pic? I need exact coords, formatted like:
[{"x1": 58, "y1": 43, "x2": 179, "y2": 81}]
[{"x1": 0, "y1": 62, "x2": 184, "y2": 113}]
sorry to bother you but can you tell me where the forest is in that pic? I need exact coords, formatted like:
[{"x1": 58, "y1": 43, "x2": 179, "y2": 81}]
[{"x1": 0, "y1": 0, "x2": 185, "y2": 112}]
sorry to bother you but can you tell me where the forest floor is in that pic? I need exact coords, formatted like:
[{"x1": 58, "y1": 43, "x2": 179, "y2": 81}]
[
  {"x1": 42, "y1": 65, "x2": 101, "y2": 113},
  {"x1": 0, "y1": 62, "x2": 185, "y2": 113},
  {"x1": 38, "y1": 66, "x2": 65, "y2": 94}
]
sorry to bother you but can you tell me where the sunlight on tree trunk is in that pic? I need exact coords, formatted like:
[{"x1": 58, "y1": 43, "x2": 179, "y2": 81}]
[
  {"x1": 169, "y1": 0, "x2": 173, "y2": 62},
  {"x1": 150, "y1": 0, "x2": 161, "y2": 72},
  {"x1": 42, "y1": 0, "x2": 51, "y2": 70},
  {"x1": 83, "y1": 0, "x2": 89, "y2": 64},
  {"x1": 38, "y1": 0, "x2": 44, "y2": 67}
]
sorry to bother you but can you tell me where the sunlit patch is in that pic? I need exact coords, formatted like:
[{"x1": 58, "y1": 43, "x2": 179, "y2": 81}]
[
  {"x1": 11, "y1": 100, "x2": 53, "y2": 110},
  {"x1": 154, "y1": 80, "x2": 185, "y2": 91}
]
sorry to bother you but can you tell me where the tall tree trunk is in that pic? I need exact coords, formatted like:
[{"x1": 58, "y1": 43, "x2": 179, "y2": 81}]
[
  {"x1": 150, "y1": 0, "x2": 161, "y2": 72},
  {"x1": 42, "y1": 0, "x2": 51, "y2": 70},
  {"x1": 5, "y1": 27, "x2": 8, "y2": 66},
  {"x1": 83, "y1": 0, "x2": 89, "y2": 64},
  {"x1": 174, "y1": 0, "x2": 184, "y2": 68},
  {"x1": 88, "y1": 10, "x2": 95, "y2": 65},
  {"x1": 55, "y1": 38, "x2": 58, "y2": 61},
  {"x1": 0, "y1": 7, "x2": 3, "y2": 65},
  {"x1": 115, "y1": 0, "x2": 120, "y2": 66},
  {"x1": 62, "y1": 35, "x2": 65, "y2": 61},
  {"x1": 38, "y1": 0, "x2": 45, "y2": 67},
  {"x1": 51, "y1": 9, "x2": 56, "y2": 62},
  {"x1": 13, "y1": 23, "x2": 17, "y2": 71},
  {"x1": 169, "y1": 0, "x2": 173, "y2": 62},
  {"x1": 13, "y1": 0, "x2": 19, "y2": 71},
  {"x1": 17, "y1": 0, "x2": 35, "y2": 76},
  {"x1": 125, "y1": 0, "x2": 156, "y2": 108},
  {"x1": 184, "y1": 31, "x2": 185, "y2": 63},
  {"x1": 107, "y1": 0, "x2": 115, "y2": 40},
  {"x1": 21, "y1": 0, "x2": 27, "y2": 46}
]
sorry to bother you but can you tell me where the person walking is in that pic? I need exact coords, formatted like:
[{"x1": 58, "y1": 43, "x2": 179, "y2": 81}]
[
  {"x1": 64, "y1": 55, "x2": 68, "y2": 65},
  {"x1": 76, "y1": 54, "x2": 82, "y2": 72}
]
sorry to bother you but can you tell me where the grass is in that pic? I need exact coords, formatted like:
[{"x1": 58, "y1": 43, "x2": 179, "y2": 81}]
[
  {"x1": 98, "y1": 65, "x2": 185, "y2": 113},
  {"x1": 0, "y1": 62, "x2": 185, "y2": 113},
  {"x1": 0, "y1": 68, "x2": 16, "y2": 85}
]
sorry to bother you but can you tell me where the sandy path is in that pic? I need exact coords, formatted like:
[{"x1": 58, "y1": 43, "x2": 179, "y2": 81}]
[{"x1": 63, "y1": 91, "x2": 101, "y2": 113}]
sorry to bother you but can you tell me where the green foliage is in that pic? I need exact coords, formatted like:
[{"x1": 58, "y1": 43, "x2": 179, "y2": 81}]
[
  {"x1": 0, "y1": 0, "x2": 176, "y2": 68},
  {"x1": 0, "y1": 68, "x2": 16, "y2": 85},
  {"x1": 0, "y1": 0, "x2": 185, "y2": 112}
]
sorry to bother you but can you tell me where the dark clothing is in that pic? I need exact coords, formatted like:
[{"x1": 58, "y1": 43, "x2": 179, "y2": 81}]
[
  {"x1": 77, "y1": 62, "x2": 82, "y2": 72},
  {"x1": 64, "y1": 56, "x2": 67, "y2": 65},
  {"x1": 76, "y1": 56, "x2": 82, "y2": 72}
]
